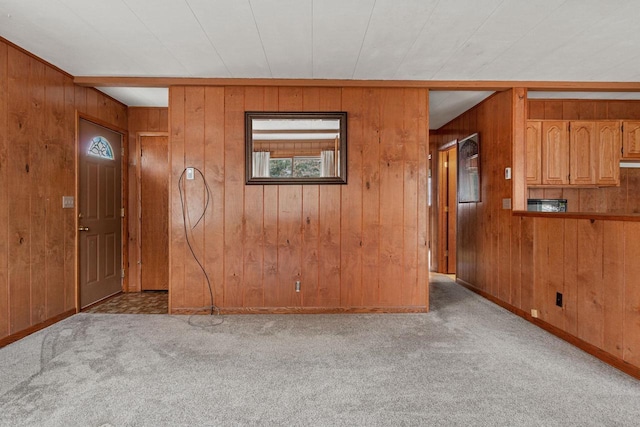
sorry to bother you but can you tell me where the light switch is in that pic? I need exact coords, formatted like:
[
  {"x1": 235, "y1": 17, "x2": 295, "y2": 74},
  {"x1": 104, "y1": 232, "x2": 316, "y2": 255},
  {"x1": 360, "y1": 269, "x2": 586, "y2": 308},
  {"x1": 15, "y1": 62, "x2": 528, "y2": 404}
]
[
  {"x1": 186, "y1": 167, "x2": 195, "y2": 180},
  {"x1": 504, "y1": 167, "x2": 512, "y2": 180},
  {"x1": 62, "y1": 196, "x2": 74, "y2": 209}
]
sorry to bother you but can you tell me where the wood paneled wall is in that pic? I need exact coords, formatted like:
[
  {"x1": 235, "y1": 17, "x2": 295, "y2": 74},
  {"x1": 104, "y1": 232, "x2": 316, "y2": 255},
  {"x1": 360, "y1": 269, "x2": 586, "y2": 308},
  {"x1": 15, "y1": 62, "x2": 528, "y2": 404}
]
[
  {"x1": 168, "y1": 86, "x2": 429, "y2": 312},
  {"x1": 0, "y1": 39, "x2": 127, "y2": 342},
  {"x1": 431, "y1": 92, "x2": 640, "y2": 372},
  {"x1": 127, "y1": 107, "x2": 169, "y2": 292},
  {"x1": 528, "y1": 98, "x2": 640, "y2": 214}
]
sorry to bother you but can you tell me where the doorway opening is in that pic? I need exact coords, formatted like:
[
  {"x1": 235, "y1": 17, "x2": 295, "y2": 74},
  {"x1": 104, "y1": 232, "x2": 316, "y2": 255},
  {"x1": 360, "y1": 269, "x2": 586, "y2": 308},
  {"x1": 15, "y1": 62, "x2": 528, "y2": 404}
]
[{"x1": 138, "y1": 133, "x2": 170, "y2": 292}]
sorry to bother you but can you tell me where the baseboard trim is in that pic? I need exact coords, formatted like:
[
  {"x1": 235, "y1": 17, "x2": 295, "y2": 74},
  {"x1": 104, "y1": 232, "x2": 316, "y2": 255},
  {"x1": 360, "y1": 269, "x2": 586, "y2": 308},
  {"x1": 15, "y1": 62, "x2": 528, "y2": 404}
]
[
  {"x1": 171, "y1": 306, "x2": 429, "y2": 315},
  {"x1": 0, "y1": 309, "x2": 77, "y2": 349},
  {"x1": 456, "y1": 278, "x2": 640, "y2": 381}
]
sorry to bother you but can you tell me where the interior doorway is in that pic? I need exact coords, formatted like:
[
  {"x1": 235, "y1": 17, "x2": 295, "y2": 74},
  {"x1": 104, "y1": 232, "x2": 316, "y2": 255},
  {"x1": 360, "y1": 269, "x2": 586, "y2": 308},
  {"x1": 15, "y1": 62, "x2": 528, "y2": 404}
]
[
  {"x1": 78, "y1": 118, "x2": 124, "y2": 308},
  {"x1": 139, "y1": 133, "x2": 169, "y2": 291},
  {"x1": 437, "y1": 140, "x2": 457, "y2": 274}
]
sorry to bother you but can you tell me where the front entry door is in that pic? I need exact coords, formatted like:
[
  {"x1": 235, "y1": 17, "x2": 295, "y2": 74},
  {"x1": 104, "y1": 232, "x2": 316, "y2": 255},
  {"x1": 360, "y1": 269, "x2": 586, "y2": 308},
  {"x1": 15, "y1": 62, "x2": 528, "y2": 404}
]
[{"x1": 78, "y1": 118, "x2": 123, "y2": 308}]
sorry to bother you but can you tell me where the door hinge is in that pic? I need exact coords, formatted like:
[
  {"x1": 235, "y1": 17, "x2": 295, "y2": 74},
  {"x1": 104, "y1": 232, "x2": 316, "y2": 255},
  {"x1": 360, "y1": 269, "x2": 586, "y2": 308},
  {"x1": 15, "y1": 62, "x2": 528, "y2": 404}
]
[
  {"x1": 121, "y1": 208, "x2": 125, "y2": 218},
  {"x1": 121, "y1": 268, "x2": 125, "y2": 279},
  {"x1": 444, "y1": 161, "x2": 448, "y2": 168},
  {"x1": 121, "y1": 146, "x2": 125, "y2": 156},
  {"x1": 444, "y1": 206, "x2": 449, "y2": 212},
  {"x1": 445, "y1": 250, "x2": 449, "y2": 257}
]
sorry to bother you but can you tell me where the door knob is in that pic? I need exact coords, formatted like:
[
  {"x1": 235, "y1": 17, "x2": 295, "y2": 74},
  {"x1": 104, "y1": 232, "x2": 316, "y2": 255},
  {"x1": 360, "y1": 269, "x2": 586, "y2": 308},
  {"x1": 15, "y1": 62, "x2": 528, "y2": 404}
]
[{"x1": 78, "y1": 226, "x2": 90, "y2": 231}]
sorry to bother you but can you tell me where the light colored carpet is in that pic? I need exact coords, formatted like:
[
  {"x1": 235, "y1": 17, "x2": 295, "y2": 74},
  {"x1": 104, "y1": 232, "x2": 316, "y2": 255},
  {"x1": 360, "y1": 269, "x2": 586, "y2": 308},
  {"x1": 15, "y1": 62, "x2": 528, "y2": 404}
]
[{"x1": 1, "y1": 275, "x2": 639, "y2": 426}]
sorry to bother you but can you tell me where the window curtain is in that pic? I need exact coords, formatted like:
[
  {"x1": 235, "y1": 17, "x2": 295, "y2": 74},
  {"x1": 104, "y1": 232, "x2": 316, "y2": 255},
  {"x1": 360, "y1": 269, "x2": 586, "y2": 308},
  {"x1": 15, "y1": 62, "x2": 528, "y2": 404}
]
[
  {"x1": 252, "y1": 151, "x2": 270, "y2": 177},
  {"x1": 321, "y1": 150, "x2": 335, "y2": 177}
]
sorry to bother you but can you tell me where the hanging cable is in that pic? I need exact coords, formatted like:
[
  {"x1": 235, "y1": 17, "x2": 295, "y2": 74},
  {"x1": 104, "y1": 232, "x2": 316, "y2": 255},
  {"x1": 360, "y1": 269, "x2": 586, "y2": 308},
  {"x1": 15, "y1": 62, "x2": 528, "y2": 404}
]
[{"x1": 178, "y1": 167, "x2": 221, "y2": 323}]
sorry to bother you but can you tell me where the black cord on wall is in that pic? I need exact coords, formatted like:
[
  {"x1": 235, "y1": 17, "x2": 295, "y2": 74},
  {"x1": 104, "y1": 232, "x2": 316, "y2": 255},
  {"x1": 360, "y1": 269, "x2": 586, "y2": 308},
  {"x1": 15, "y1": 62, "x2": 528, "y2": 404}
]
[{"x1": 178, "y1": 167, "x2": 220, "y2": 321}]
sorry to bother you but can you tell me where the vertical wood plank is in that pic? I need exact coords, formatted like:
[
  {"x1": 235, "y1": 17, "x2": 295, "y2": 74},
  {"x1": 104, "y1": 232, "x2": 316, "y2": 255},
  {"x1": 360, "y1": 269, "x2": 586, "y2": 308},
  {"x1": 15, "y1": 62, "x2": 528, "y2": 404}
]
[
  {"x1": 0, "y1": 41, "x2": 8, "y2": 338},
  {"x1": 223, "y1": 87, "x2": 245, "y2": 308},
  {"x1": 74, "y1": 86, "x2": 87, "y2": 116},
  {"x1": 602, "y1": 221, "x2": 624, "y2": 358},
  {"x1": 126, "y1": 109, "x2": 146, "y2": 293},
  {"x1": 85, "y1": 88, "x2": 98, "y2": 118},
  {"x1": 243, "y1": 87, "x2": 265, "y2": 307},
  {"x1": 520, "y1": 217, "x2": 534, "y2": 312},
  {"x1": 29, "y1": 58, "x2": 47, "y2": 324},
  {"x1": 562, "y1": 101, "x2": 579, "y2": 120},
  {"x1": 416, "y1": 89, "x2": 429, "y2": 307},
  {"x1": 275, "y1": 87, "x2": 304, "y2": 307},
  {"x1": 361, "y1": 88, "x2": 381, "y2": 305},
  {"x1": 623, "y1": 222, "x2": 640, "y2": 366},
  {"x1": 545, "y1": 219, "x2": 564, "y2": 329},
  {"x1": 543, "y1": 101, "x2": 563, "y2": 119},
  {"x1": 527, "y1": 100, "x2": 545, "y2": 120},
  {"x1": 510, "y1": 216, "x2": 522, "y2": 308},
  {"x1": 7, "y1": 47, "x2": 32, "y2": 333},
  {"x1": 317, "y1": 88, "x2": 342, "y2": 307},
  {"x1": 578, "y1": 101, "x2": 597, "y2": 120},
  {"x1": 378, "y1": 89, "x2": 404, "y2": 306},
  {"x1": 576, "y1": 218, "x2": 604, "y2": 348},
  {"x1": 278, "y1": 186, "x2": 301, "y2": 307},
  {"x1": 301, "y1": 185, "x2": 320, "y2": 306},
  {"x1": 62, "y1": 76, "x2": 75, "y2": 312},
  {"x1": 563, "y1": 219, "x2": 578, "y2": 336},
  {"x1": 183, "y1": 87, "x2": 206, "y2": 309},
  {"x1": 340, "y1": 88, "x2": 364, "y2": 307},
  {"x1": 262, "y1": 88, "x2": 280, "y2": 307},
  {"x1": 44, "y1": 66, "x2": 66, "y2": 318},
  {"x1": 403, "y1": 89, "x2": 420, "y2": 305},
  {"x1": 202, "y1": 88, "x2": 225, "y2": 308},
  {"x1": 169, "y1": 86, "x2": 186, "y2": 311},
  {"x1": 318, "y1": 185, "x2": 341, "y2": 307},
  {"x1": 497, "y1": 91, "x2": 512, "y2": 302},
  {"x1": 300, "y1": 88, "x2": 321, "y2": 306},
  {"x1": 533, "y1": 217, "x2": 549, "y2": 319}
]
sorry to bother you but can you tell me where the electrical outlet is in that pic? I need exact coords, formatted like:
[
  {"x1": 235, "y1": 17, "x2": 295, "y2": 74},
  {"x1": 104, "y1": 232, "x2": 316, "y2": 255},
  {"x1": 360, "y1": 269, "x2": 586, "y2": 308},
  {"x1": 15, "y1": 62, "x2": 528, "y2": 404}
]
[{"x1": 556, "y1": 292, "x2": 563, "y2": 307}]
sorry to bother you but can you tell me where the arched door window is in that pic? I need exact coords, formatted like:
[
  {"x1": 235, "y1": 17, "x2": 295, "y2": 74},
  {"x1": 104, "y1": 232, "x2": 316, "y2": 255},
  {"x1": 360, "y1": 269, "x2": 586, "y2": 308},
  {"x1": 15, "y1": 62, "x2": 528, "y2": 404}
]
[{"x1": 87, "y1": 136, "x2": 115, "y2": 160}]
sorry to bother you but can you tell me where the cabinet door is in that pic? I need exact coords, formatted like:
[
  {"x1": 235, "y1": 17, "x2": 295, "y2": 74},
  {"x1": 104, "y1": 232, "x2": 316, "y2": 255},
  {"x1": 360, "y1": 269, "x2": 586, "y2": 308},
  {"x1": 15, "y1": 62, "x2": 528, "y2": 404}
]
[
  {"x1": 569, "y1": 121, "x2": 596, "y2": 185},
  {"x1": 622, "y1": 121, "x2": 640, "y2": 159},
  {"x1": 526, "y1": 121, "x2": 542, "y2": 184},
  {"x1": 596, "y1": 121, "x2": 621, "y2": 186},
  {"x1": 541, "y1": 121, "x2": 569, "y2": 185}
]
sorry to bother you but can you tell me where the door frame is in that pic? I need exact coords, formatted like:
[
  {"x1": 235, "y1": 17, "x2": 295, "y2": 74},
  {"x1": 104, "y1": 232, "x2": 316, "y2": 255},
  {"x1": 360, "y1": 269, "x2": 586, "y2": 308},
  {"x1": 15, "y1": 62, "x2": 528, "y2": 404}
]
[
  {"x1": 135, "y1": 131, "x2": 169, "y2": 293},
  {"x1": 437, "y1": 139, "x2": 457, "y2": 274},
  {"x1": 76, "y1": 113, "x2": 129, "y2": 310}
]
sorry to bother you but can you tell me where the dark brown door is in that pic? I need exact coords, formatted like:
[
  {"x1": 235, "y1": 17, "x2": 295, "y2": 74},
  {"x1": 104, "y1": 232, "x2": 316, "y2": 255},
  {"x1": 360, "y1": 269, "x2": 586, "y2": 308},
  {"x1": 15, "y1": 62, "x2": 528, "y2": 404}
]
[
  {"x1": 140, "y1": 135, "x2": 169, "y2": 291},
  {"x1": 78, "y1": 118, "x2": 123, "y2": 308}
]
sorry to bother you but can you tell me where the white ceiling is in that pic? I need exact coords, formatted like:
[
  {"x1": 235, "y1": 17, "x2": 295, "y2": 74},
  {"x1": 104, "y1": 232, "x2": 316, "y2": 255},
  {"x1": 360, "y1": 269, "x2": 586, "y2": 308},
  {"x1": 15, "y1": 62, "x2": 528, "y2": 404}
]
[{"x1": 2, "y1": 0, "x2": 640, "y2": 128}]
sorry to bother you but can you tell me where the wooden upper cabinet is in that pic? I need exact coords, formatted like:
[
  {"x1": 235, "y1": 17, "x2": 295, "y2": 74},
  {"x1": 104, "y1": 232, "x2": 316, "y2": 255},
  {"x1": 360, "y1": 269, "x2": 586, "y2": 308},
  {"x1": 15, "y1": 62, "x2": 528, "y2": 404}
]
[
  {"x1": 569, "y1": 121, "x2": 596, "y2": 185},
  {"x1": 596, "y1": 121, "x2": 621, "y2": 186},
  {"x1": 527, "y1": 120, "x2": 621, "y2": 188},
  {"x1": 526, "y1": 121, "x2": 542, "y2": 185},
  {"x1": 622, "y1": 121, "x2": 640, "y2": 159},
  {"x1": 541, "y1": 121, "x2": 570, "y2": 185}
]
